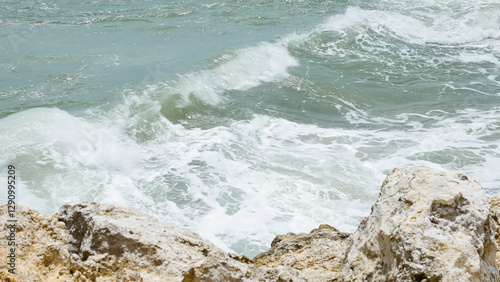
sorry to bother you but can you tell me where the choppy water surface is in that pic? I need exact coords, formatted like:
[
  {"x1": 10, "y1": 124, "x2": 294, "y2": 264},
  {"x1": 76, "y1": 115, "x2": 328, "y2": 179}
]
[{"x1": 1, "y1": 0, "x2": 499, "y2": 256}]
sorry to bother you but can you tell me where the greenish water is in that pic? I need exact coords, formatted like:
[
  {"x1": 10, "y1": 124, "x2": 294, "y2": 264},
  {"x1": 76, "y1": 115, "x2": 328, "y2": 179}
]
[{"x1": 1, "y1": 0, "x2": 499, "y2": 257}]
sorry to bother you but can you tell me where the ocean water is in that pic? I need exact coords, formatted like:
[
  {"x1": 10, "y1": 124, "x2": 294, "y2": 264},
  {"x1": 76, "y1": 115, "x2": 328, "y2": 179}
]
[{"x1": 1, "y1": 0, "x2": 499, "y2": 257}]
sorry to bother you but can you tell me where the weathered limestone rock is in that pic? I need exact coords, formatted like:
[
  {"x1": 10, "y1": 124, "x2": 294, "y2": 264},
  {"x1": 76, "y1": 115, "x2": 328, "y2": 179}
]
[
  {"x1": 0, "y1": 203, "x2": 316, "y2": 281},
  {"x1": 57, "y1": 202, "x2": 261, "y2": 281},
  {"x1": 343, "y1": 168, "x2": 499, "y2": 282},
  {"x1": 254, "y1": 224, "x2": 349, "y2": 282},
  {"x1": 181, "y1": 254, "x2": 303, "y2": 282},
  {"x1": 488, "y1": 195, "x2": 500, "y2": 271},
  {"x1": 0, "y1": 205, "x2": 72, "y2": 281}
]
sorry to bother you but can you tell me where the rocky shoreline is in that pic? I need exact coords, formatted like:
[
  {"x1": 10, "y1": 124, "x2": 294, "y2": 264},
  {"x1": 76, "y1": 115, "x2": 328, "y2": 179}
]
[{"x1": 1, "y1": 168, "x2": 500, "y2": 281}]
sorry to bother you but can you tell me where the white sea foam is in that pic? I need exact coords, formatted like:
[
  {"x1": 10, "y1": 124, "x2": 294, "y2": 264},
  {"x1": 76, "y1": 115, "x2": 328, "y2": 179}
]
[
  {"x1": 1, "y1": 96, "x2": 499, "y2": 258},
  {"x1": 122, "y1": 114, "x2": 380, "y2": 255},
  {"x1": 93, "y1": 91, "x2": 500, "y2": 256},
  {"x1": 320, "y1": 6, "x2": 500, "y2": 46},
  {"x1": 0, "y1": 108, "x2": 142, "y2": 214},
  {"x1": 457, "y1": 52, "x2": 500, "y2": 66},
  {"x1": 165, "y1": 42, "x2": 298, "y2": 106},
  {"x1": 0, "y1": 106, "x2": 379, "y2": 256}
]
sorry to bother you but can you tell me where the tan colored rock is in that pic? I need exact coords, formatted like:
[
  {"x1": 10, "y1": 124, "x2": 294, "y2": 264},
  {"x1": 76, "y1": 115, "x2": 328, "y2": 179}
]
[
  {"x1": 254, "y1": 224, "x2": 349, "y2": 281},
  {"x1": 343, "y1": 168, "x2": 499, "y2": 282},
  {"x1": 0, "y1": 202, "x2": 306, "y2": 281},
  {"x1": 488, "y1": 195, "x2": 500, "y2": 271},
  {"x1": 0, "y1": 205, "x2": 72, "y2": 281},
  {"x1": 180, "y1": 254, "x2": 304, "y2": 282},
  {"x1": 57, "y1": 202, "x2": 262, "y2": 281}
]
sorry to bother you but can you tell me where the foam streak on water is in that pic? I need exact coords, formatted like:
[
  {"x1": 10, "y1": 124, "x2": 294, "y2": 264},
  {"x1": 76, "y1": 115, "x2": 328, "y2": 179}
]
[{"x1": 0, "y1": 0, "x2": 499, "y2": 257}]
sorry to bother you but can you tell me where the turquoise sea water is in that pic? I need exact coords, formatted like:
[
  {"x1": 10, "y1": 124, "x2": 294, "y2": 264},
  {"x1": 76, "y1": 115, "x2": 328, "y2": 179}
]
[{"x1": 1, "y1": 0, "x2": 499, "y2": 257}]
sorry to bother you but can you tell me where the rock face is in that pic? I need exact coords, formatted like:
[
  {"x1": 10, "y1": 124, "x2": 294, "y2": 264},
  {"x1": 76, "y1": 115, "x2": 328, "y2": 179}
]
[
  {"x1": 488, "y1": 195, "x2": 500, "y2": 272},
  {"x1": 343, "y1": 168, "x2": 499, "y2": 282},
  {"x1": 254, "y1": 224, "x2": 349, "y2": 281},
  {"x1": 0, "y1": 202, "x2": 323, "y2": 281},
  {"x1": 57, "y1": 203, "x2": 350, "y2": 281},
  {"x1": 57, "y1": 202, "x2": 261, "y2": 281},
  {"x1": 0, "y1": 203, "x2": 345, "y2": 281},
  {"x1": 0, "y1": 206, "x2": 72, "y2": 281}
]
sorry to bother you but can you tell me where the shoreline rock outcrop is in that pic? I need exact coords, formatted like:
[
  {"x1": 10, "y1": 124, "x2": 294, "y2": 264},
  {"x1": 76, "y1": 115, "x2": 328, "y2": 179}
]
[
  {"x1": 253, "y1": 224, "x2": 349, "y2": 281},
  {"x1": 343, "y1": 168, "x2": 499, "y2": 281},
  {"x1": 58, "y1": 202, "x2": 257, "y2": 281},
  {"x1": 1, "y1": 168, "x2": 500, "y2": 281},
  {"x1": 0, "y1": 206, "x2": 70, "y2": 281}
]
